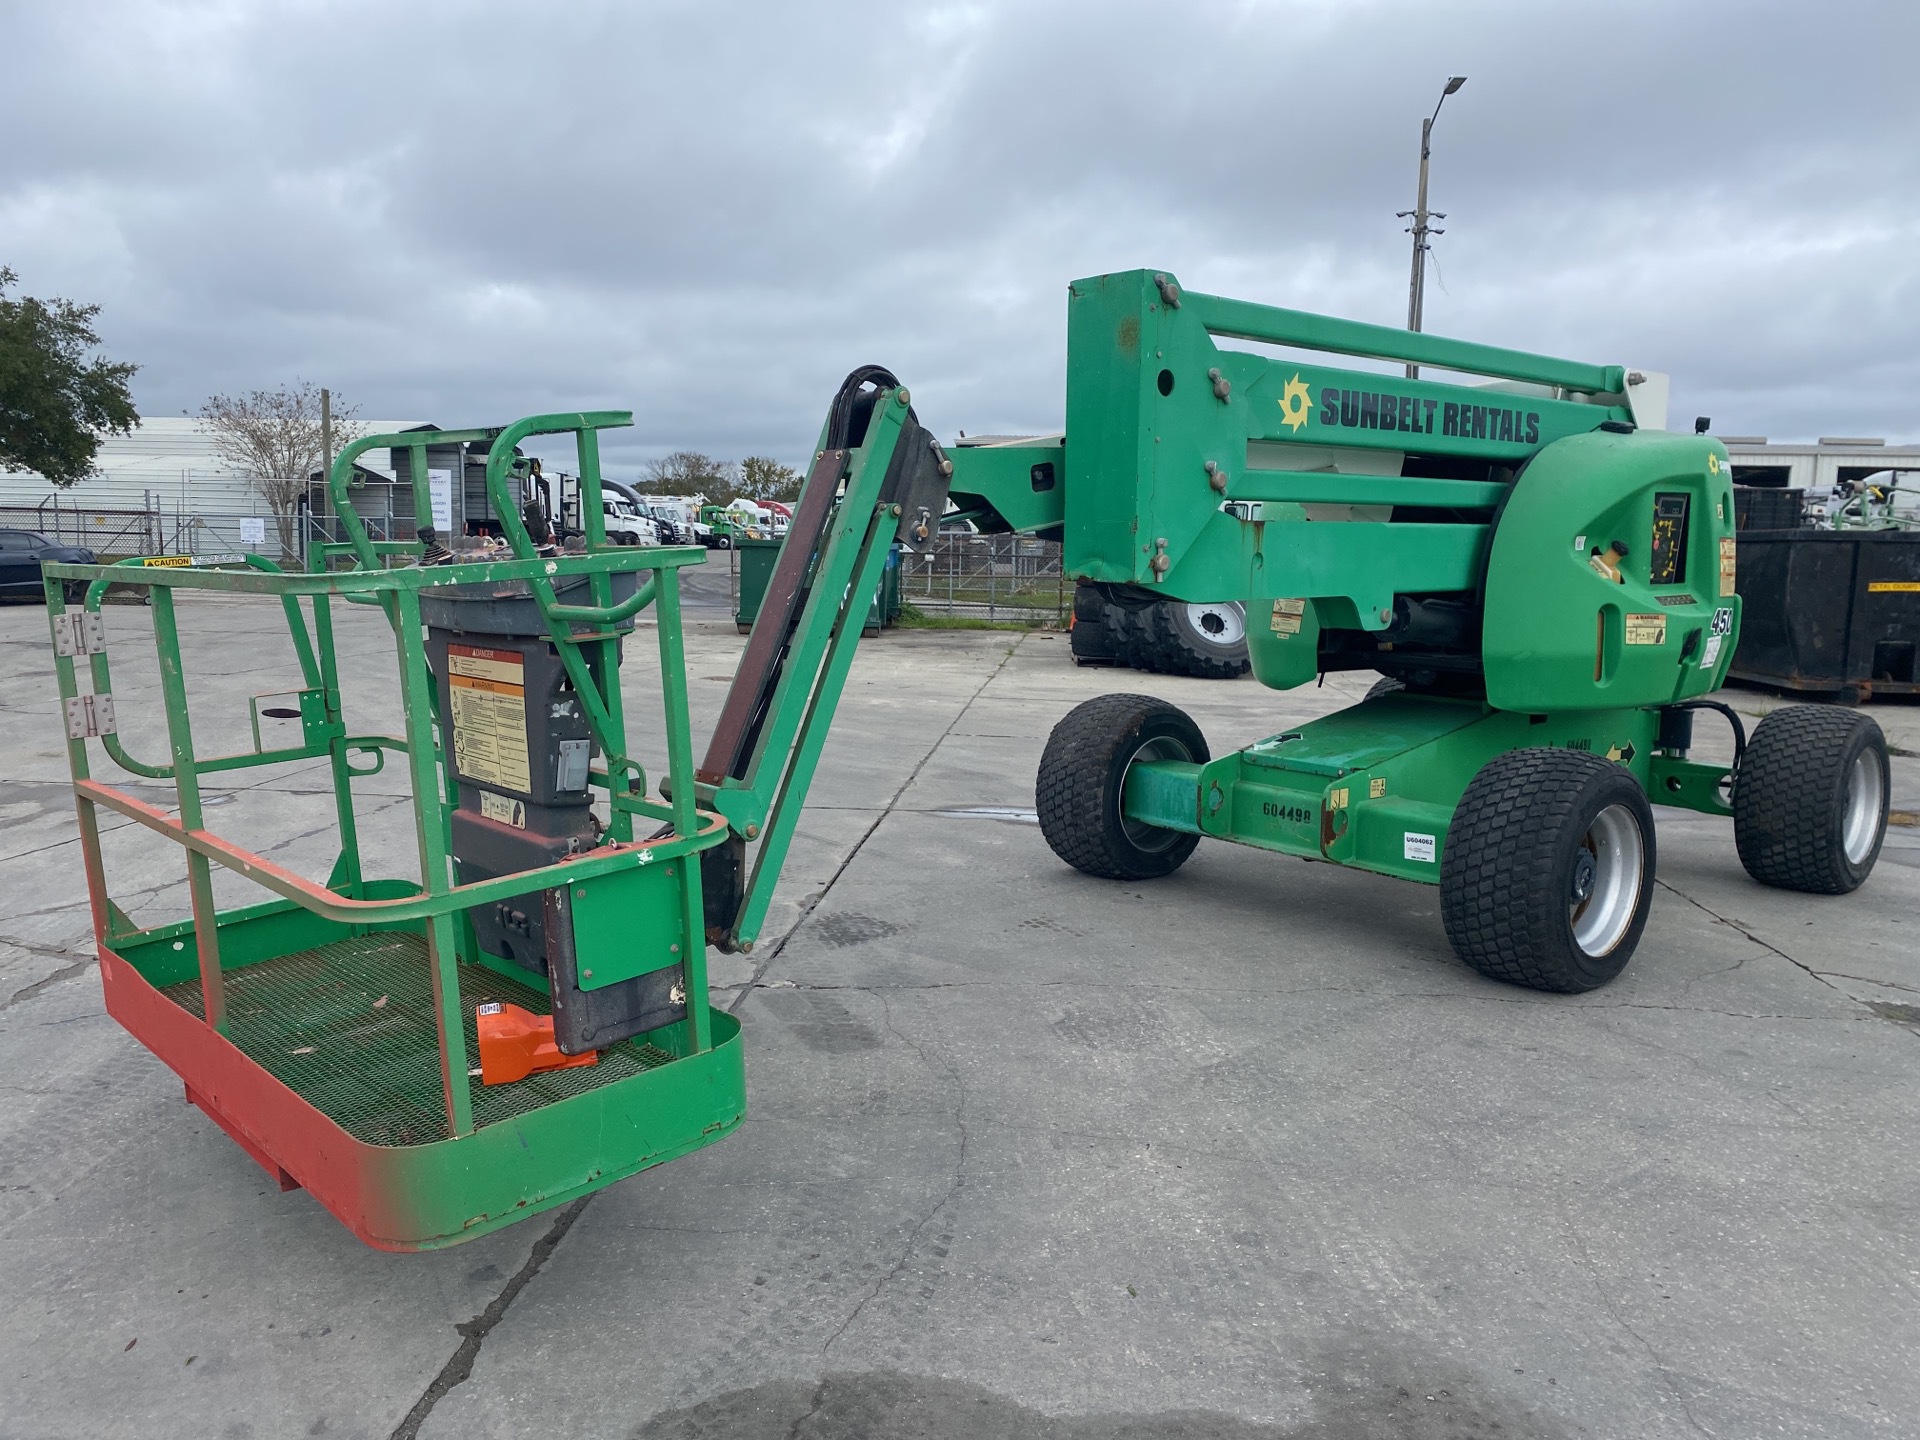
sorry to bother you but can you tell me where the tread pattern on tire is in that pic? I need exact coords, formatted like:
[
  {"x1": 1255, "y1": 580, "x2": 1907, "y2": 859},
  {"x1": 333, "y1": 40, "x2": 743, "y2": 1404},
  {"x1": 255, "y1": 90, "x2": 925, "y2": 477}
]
[
  {"x1": 1036, "y1": 693, "x2": 1207, "y2": 880},
  {"x1": 1733, "y1": 705, "x2": 1886, "y2": 894},
  {"x1": 1441, "y1": 747, "x2": 1653, "y2": 993},
  {"x1": 1073, "y1": 585, "x2": 1249, "y2": 680},
  {"x1": 1138, "y1": 601, "x2": 1250, "y2": 679}
]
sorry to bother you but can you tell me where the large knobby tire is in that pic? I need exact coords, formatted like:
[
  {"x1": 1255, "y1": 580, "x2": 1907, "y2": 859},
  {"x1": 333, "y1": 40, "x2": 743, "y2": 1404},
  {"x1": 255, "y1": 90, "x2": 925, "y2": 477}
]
[
  {"x1": 1139, "y1": 600, "x2": 1251, "y2": 679},
  {"x1": 1037, "y1": 694, "x2": 1209, "y2": 880},
  {"x1": 1069, "y1": 583, "x2": 1122, "y2": 666},
  {"x1": 1364, "y1": 676, "x2": 1405, "y2": 700},
  {"x1": 1441, "y1": 749, "x2": 1656, "y2": 993},
  {"x1": 1733, "y1": 706, "x2": 1888, "y2": 893}
]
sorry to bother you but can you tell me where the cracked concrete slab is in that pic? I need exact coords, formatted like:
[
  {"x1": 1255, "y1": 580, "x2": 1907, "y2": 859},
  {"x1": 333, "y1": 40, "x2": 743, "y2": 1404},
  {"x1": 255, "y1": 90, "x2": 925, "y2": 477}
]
[{"x1": 0, "y1": 590, "x2": 1915, "y2": 1439}]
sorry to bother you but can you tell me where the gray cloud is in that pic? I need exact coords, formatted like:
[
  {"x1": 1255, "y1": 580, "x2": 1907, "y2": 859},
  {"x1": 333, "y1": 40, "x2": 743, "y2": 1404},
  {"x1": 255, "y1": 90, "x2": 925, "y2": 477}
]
[{"x1": 5, "y1": 0, "x2": 1917, "y2": 479}]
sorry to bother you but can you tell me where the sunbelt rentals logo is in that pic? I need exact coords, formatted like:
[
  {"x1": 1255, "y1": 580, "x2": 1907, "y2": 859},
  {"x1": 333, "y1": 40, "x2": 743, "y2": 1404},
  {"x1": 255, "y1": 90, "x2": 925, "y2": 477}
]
[{"x1": 1279, "y1": 374, "x2": 1312, "y2": 432}]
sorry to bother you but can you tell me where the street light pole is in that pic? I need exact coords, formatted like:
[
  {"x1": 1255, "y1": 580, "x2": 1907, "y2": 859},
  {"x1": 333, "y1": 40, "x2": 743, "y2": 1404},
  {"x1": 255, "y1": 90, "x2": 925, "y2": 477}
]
[{"x1": 1401, "y1": 75, "x2": 1466, "y2": 379}]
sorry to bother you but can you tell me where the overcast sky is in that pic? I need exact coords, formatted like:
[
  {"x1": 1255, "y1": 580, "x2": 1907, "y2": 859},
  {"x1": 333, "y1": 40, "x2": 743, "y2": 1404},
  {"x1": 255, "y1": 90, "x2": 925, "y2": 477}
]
[{"x1": 4, "y1": 0, "x2": 1917, "y2": 478}]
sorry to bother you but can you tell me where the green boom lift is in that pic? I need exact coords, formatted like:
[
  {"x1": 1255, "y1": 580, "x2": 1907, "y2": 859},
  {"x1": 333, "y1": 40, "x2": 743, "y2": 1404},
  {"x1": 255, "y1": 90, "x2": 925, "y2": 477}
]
[
  {"x1": 941, "y1": 269, "x2": 1889, "y2": 993},
  {"x1": 42, "y1": 271, "x2": 1889, "y2": 1250}
]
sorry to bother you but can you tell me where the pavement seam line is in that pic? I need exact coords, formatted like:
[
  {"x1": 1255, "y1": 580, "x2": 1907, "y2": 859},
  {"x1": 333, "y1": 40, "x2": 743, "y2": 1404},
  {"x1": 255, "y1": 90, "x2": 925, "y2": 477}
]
[
  {"x1": 387, "y1": 1196, "x2": 591, "y2": 1440},
  {"x1": 821, "y1": 990, "x2": 969, "y2": 1355},
  {"x1": 727, "y1": 633, "x2": 1029, "y2": 1013},
  {"x1": 382, "y1": 637, "x2": 1025, "y2": 1432},
  {"x1": 1653, "y1": 878, "x2": 1850, "y2": 998}
]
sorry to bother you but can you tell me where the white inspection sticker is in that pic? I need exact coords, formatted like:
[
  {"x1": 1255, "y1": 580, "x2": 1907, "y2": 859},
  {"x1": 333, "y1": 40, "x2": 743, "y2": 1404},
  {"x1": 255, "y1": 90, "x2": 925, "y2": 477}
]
[
  {"x1": 1699, "y1": 633, "x2": 1723, "y2": 669},
  {"x1": 1404, "y1": 832, "x2": 1437, "y2": 863}
]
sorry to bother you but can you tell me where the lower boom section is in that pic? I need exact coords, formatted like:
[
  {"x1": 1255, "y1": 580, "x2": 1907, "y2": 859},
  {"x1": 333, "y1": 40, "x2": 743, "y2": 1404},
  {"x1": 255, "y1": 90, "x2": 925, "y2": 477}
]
[{"x1": 1120, "y1": 693, "x2": 1728, "y2": 884}]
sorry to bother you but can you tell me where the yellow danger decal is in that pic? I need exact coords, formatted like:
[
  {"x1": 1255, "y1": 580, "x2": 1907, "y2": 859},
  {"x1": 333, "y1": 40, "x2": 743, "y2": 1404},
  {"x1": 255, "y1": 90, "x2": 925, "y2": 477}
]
[
  {"x1": 1719, "y1": 536, "x2": 1737, "y2": 597},
  {"x1": 1625, "y1": 613, "x2": 1668, "y2": 646},
  {"x1": 1369, "y1": 777, "x2": 1387, "y2": 799},
  {"x1": 1867, "y1": 581, "x2": 1920, "y2": 593},
  {"x1": 447, "y1": 644, "x2": 530, "y2": 792}
]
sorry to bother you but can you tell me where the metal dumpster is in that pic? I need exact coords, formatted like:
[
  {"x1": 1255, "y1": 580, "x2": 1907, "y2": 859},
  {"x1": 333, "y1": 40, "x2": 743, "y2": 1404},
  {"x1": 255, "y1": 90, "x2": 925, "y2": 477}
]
[
  {"x1": 1730, "y1": 527, "x2": 1920, "y2": 701},
  {"x1": 736, "y1": 535, "x2": 900, "y2": 633}
]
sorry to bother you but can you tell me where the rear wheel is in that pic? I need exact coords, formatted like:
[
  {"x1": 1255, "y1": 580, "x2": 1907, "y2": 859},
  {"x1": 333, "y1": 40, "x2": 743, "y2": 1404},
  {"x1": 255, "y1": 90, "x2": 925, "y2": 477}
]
[
  {"x1": 1037, "y1": 694, "x2": 1208, "y2": 880},
  {"x1": 1441, "y1": 749, "x2": 1656, "y2": 992},
  {"x1": 1733, "y1": 706, "x2": 1888, "y2": 893},
  {"x1": 1140, "y1": 600, "x2": 1250, "y2": 679}
]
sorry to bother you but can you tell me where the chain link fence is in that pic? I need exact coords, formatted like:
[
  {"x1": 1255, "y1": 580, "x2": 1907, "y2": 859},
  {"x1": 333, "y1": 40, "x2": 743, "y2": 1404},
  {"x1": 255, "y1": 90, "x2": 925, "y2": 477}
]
[
  {"x1": 902, "y1": 533, "x2": 1067, "y2": 623},
  {"x1": 0, "y1": 497, "x2": 416, "y2": 570}
]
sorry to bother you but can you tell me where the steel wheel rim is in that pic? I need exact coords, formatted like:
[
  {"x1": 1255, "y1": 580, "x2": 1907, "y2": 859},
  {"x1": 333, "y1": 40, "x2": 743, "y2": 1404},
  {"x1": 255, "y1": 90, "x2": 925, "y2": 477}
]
[
  {"x1": 1186, "y1": 602, "x2": 1246, "y2": 647},
  {"x1": 1570, "y1": 803, "x2": 1644, "y2": 957},
  {"x1": 1120, "y1": 735, "x2": 1193, "y2": 851},
  {"x1": 1843, "y1": 750, "x2": 1884, "y2": 865}
]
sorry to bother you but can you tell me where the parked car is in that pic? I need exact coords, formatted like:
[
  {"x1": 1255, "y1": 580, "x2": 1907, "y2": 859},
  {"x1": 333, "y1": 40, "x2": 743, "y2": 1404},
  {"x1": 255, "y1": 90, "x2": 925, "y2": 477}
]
[{"x1": 0, "y1": 530, "x2": 97, "y2": 601}]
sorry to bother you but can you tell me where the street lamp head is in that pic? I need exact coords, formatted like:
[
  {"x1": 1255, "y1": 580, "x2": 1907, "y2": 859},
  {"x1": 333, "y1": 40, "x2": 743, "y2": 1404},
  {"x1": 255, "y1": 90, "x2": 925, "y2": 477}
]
[{"x1": 1444, "y1": 75, "x2": 1467, "y2": 95}]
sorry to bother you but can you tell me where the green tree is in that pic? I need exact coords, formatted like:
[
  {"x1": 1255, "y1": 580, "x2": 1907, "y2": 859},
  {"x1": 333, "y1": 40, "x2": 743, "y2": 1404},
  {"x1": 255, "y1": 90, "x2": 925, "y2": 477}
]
[
  {"x1": 0, "y1": 267, "x2": 140, "y2": 487},
  {"x1": 738, "y1": 455, "x2": 802, "y2": 503}
]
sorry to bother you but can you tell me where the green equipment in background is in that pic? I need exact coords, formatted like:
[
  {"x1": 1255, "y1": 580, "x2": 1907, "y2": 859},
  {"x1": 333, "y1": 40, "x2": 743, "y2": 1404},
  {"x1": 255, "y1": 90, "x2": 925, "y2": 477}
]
[{"x1": 735, "y1": 533, "x2": 900, "y2": 635}]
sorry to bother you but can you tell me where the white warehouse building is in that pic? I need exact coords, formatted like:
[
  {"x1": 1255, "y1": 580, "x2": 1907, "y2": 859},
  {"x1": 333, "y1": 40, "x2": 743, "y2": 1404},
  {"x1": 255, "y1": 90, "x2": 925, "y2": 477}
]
[{"x1": 0, "y1": 416, "x2": 427, "y2": 558}]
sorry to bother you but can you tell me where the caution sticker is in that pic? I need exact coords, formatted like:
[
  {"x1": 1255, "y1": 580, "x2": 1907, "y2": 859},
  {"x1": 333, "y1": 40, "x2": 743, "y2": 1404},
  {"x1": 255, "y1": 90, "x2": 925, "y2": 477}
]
[
  {"x1": 448, "y1": 644, "x2": 531, "y2": 792},
  {"x1": 1270, "y1": 598, "x2": 1306, "y2": 636},
  {"x1": 1369, "y1": 777, "x2": 1387, "y2": 799},
  {"x1": 479, "y1": 790, "x2": 528, "y2": 828},
  {"x1": 1719, "y1": 536, "x2": 1737, "y2": 596},
  {"x1": 1625, "y1": 613, "x2": 1668, "y2": 646}
]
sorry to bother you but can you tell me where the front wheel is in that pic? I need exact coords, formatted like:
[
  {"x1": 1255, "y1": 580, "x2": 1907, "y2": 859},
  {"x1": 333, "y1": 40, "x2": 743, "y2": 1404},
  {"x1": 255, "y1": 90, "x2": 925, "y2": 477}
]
[
  {"x1": 1734, "y1": 706, "x2": 1888, "y2": 893},
  {"x1": 1442, "y1": 749, "x2": 1656, "y2": 992},
  {"x1": 1037, "y1": 694, "x2": 1209, "y2": 880}
]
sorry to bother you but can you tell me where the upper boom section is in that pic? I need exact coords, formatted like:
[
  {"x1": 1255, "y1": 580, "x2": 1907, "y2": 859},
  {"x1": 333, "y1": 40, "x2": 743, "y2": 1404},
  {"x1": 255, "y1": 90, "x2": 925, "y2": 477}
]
[{"x1": 1056, "y1": 268, "x2": 1655, "y2": 594}]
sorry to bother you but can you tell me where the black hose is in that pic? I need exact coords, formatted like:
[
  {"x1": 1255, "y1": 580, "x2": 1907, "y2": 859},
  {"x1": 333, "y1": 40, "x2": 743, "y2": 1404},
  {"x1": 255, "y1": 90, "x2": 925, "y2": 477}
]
[{"x1": 1668, "y1": 699, "x2": 1747, "y2": 774}]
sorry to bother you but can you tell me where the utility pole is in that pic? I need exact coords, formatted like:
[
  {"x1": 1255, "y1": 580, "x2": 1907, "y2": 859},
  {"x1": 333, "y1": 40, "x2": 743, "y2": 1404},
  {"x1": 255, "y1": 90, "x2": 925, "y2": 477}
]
[
  {"x1": 1399, "y1": 75, "x2": 1467, "y2": 380},
  {"x1": 318, "y1": 387, "x2": 333, "y2": 568}
]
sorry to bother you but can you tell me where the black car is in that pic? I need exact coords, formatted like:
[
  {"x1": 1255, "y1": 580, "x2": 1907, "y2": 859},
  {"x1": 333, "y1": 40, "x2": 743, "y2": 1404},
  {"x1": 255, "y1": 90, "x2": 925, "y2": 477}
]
[{"x1": 0, "y1": 530, "x2": 98, "y2": 600}]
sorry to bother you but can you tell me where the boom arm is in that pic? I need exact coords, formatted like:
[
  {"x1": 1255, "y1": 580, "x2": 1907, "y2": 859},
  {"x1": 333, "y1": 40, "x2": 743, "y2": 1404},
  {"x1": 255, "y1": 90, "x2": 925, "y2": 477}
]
[{"x1": 695, "y1": 370, "x2": 950, "y2": 952}]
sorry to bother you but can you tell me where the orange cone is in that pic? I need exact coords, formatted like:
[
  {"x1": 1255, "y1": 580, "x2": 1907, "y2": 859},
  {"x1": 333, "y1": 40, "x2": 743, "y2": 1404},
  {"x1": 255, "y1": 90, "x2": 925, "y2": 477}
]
[{"x1": 475, "y1": 1002, "x2": 598, "y2": 1086}]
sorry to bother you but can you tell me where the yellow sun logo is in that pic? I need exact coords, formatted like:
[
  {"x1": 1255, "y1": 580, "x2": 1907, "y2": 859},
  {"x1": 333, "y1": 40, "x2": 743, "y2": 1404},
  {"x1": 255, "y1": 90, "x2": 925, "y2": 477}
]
[
  {"x1": 1279, "y1": 374, "x2": 1312, "y2": 432},
  {"x1": 1707, "y1": 452, "x2": 1722, "y2": 476}
]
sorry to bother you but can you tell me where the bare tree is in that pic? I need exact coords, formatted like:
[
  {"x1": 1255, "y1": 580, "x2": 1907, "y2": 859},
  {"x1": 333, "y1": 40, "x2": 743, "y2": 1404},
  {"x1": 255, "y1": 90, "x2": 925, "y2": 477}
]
[
  {"x1": 738, "y1": 455, "x2": 802, "y2": 504},
  {"x1": 198, "y1": 381, "x2": 362, "y2": 560},
  {"x1": 643, "y1": 450, "x2": 732, "y2": 501}
]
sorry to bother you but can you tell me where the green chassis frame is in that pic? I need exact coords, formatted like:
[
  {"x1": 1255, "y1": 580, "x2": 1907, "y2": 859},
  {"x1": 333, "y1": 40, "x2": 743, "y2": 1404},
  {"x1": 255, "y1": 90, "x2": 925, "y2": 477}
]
[
  {"x1": 1122, "y1": 696, "x2": 1733, "y2": 884},
  {"x1": 44, "y1": 399, "x2": 918, "y2": 1250}
]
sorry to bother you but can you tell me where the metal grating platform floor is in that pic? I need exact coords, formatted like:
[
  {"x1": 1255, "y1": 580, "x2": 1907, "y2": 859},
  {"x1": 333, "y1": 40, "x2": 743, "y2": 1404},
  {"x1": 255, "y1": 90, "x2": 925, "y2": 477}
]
[{"x1": 163, "y1": 932, "x2": 674, "y2": 1147}]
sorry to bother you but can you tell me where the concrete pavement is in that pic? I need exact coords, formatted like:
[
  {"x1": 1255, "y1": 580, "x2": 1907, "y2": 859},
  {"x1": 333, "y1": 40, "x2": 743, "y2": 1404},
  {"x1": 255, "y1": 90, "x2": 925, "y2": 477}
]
[{"x1": 0, "y1": 585, "x2": 1915, "y2": 1439}]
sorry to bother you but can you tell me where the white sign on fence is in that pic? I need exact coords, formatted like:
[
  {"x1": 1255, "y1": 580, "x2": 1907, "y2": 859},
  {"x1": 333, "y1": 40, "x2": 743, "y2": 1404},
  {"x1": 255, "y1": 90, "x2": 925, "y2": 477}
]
[
  {"x1": 428, "y1": 469, "x2": 454, "y2": 533},
  {"x1": 239, "y1": 516, "x2": 267, "y2": 547}
]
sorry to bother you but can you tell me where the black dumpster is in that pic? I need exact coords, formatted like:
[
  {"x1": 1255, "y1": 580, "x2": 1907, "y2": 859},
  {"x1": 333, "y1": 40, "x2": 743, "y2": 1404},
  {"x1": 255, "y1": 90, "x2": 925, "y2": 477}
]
[{"x1": 1730, "y1": 527, "x2": 1920, "y2": 701}]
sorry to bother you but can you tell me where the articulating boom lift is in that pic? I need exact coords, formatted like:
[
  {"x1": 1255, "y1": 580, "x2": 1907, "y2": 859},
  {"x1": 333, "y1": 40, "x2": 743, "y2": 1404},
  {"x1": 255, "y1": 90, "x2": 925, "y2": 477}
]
[{"x1": 42, "y1": 269, "x2": 1888, "y2": 1248}]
